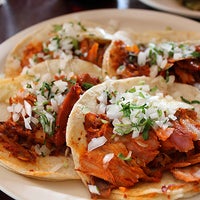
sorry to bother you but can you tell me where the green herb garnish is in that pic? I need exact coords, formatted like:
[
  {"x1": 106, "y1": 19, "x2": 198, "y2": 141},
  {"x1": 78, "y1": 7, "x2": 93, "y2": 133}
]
[
  {"x1": 82, "y1": 82, "x2": 94, "y2": 90},
  {"x1": 191, "y1": 51, "x2": 200, "y2": 58},
  {"x1": 78, "y1": 22, "x2": 87, "y2": 31},
  {"x1": 165, "y1": 70, "x2": 170, "y2": 83},
  {"x1": 53, "y1": 24, "x2": 62, "y2": 32},
  {"x1": 142, "y1": 118, "x2": 154, "y2": 140},
  {"x1": 118, "y1": 153, "x2": 132, "y2": 161},
  {"x1": 181, "y1": 96, "x2": 200, "y2": 104}
]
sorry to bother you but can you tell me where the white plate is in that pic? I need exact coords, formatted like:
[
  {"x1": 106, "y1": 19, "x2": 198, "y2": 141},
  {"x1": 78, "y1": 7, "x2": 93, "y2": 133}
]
[
  {"x1": 139, "y1": 0, "x2": 200, "y2": 19},
  {"x1": 1, "y1": 9, "x2": 200, "y2": 200}
]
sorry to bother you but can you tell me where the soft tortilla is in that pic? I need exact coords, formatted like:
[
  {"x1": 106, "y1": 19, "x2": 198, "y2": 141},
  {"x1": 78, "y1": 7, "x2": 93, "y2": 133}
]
[
  {"x1": 66, "y1": 76, "x2": 200, "y2": 199},
  {"x1": 0, "y1": 58, "x2": 102, "y2": 180}
]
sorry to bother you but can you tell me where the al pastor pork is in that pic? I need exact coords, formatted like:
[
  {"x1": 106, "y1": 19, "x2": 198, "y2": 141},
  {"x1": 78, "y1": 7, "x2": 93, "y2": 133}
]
[{"x1": 67, "y1": 76, "x2": 200, "y2": 199}]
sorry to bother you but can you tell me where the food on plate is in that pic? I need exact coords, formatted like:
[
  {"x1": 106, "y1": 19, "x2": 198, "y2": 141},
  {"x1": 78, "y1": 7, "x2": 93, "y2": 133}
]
[
  {"x1": 66, "y1": 76, "x2": 200, "y2": 199},
  {"x1": 5, "y1": 20, "x2": 113, "y2": 77},
  {"x1": 179, "y1": 0, "x2": 200, "y2": 10},
  {"x1": 0, "y1": 58, "x2": 102, "y2": 180},
  {"x1": 102, "y1": 38, "x2": 200, "y2": 87}
]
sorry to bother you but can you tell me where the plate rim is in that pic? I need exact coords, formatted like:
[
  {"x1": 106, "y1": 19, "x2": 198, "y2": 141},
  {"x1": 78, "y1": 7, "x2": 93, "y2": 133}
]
[{"x1": 138, "y1": 0, "x2": 200, "y2": 19}]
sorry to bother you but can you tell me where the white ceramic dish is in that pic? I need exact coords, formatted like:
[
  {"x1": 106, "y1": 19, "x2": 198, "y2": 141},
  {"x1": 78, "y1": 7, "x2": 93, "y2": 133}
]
[
  {"x1": 139, "y1": 0, "x2": 200, "y2": 19},
  {"x1": 1, "y1": 9, "x2": 200, "y2": 200}
]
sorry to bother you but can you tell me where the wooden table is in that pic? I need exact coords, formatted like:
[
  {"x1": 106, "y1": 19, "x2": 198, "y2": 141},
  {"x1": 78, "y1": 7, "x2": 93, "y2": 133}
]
[{"x1": 0, "y1": 0, "x2": 199, "y2": 199}]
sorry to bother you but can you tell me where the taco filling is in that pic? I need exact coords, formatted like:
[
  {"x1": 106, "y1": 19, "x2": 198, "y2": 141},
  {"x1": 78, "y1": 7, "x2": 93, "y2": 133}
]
[
  {"x1": 19, "y1": 22, "x2": 111, "y2": 71},
  {"x1": 73, "y1": 79, "x2": 200, "y2": 198},
  {"x1": 0, "y1": 69, "x2": 100, "y2": 164},
  {"x1": 106, "y1": 40, "x2": 200, "y2": 86}
]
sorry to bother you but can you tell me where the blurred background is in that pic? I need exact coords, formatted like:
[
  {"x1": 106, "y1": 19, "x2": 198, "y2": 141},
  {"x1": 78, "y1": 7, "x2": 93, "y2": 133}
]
[
  {"x1": 0, "y1": 0, "x2": 155, "y2": 43},
  {"x1": 1, "y1": 0, "x2": 200, "y2": 43}
]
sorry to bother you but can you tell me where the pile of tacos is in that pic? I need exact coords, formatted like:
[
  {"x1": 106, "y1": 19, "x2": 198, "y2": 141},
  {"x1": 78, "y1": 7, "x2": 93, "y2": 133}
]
[{"x1": 0, "y1": 19, "x2": 200, "y2": 199}]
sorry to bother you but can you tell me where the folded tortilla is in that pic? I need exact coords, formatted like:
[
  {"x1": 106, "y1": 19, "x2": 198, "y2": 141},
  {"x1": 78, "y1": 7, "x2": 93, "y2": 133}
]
[
  {"x1": 102, "y1": 32, "x2": 200, "y2": 86},
  {"x1": 66, "y1": 76, "x2": 200, "y2": 199},
  {"x1": 0, "y1": 58, "x2": 102, "y2": 180},
  {"x1": 4, "y1": 20, "x2": 113, "y2": 77}
]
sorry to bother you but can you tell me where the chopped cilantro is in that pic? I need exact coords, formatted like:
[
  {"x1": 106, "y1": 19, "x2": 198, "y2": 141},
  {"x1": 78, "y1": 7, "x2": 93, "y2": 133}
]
[
  {"x1": 150, "y1": 86, "x2": 158, "y2": 93},
  {"x1": 78, "y1": 22, "x2": 87, "y2": 31},
  {"x1": 118, "y1": 153, "x2": 132, "y2": 161},
  {"x1": 149, "y1": 49, "x2": 157, "y2": 65},
  {"x1": 191, "y1": 51, "x2": 200, "y2": 58},
  {"x1": 69, "y1": 79, "x2": 77, "y2": 85},
  {"x1": 26, "y1": 83, "x2": 32, "y2": 88},
  {"x1": 142, "y1": 118, "x2": 154, "y2": 140},
  {"x1": 165, "y1": 70, "x2": 170, "y2": 83},
  {"x1": 120, "y1": 102, "x2": 147, "y2": 118},
  {"x1": 181, "y1": 96, "x2": 200, "y2": 104},
  {"x1": 157, "y1": 109, "x2": 163, "y2": 117},
  {"x1": 82, "y1": 82, "x2": 94, "y2": 90},
  {"x1": 139, "y1": 91, "x2": 145, "y2": 98},
  {"x1": 53, "y1": 24, "x2": 62, "y2": 32},
  {"x1": 34, "y1": 110, "x2": 56, "y2": 136},
  {"x1": 128, "y1": 87, "x2": 136, "y2": 93},
  {"x1": 40, "y1": 82, "x2": 52, "y2": 98},
  {"x1": 71, "y1": 38, "x2": 79, "y2": 50},
  {"x1": 168, "y1": 51, "x2": 174, "y2": 58}
]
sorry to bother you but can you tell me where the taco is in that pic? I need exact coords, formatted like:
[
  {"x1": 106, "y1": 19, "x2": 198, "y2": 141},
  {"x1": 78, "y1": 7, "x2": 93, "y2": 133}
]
[
  {"x1": 4, "y1": 20, "x2": 113, "y2": 77},
  {"x1": 0, "y1": 58, "x2": 102, "y2": 180},
  {"x1": 102, "y1": 35, "x2": 200, "y2": 87},
  {"x1": 66, "y1": 76, "x2": 200, "y2": 199}
]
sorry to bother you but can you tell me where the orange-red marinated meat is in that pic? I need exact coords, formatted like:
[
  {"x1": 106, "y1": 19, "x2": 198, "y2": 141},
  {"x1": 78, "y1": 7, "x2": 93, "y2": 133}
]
[
  {"x1": 79, "y1": 143, "x2": 147, "y2": 187},
  {"x1": 54, "y1": 84, "x2": 83, "y2": 146},
  {"x1": 122, "y1": 131, "x2": 160, "y2": 166},
  {"x1": 171, "y1": 164, "x2": 200, "y2": 182},
  {"x1": 77, "y1": 73, "x2": 100, "y2": 91},
  {"x1": 21, "y1": 42, "x2": 44, "y2": 67},
  {"x1": 79, "y1": 108, "x2": 200, "y2": 197},
  {"x1": 0, "y1": 133, "x2": 36, "y2": 162},
  {"x1": 79, "y1": 38, "x2": 111, "y2": 67}
]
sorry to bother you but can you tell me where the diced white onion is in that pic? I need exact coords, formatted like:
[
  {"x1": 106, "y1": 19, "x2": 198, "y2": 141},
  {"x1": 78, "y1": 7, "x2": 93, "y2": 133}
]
[
  {"x1": 52, "y1": 80, "x2": 68, "y2": 93},
  {"x1": 88, "y1": 185, "x2": 100, "y2": 195},
  {"x1": 182, "y1": 119, "x2": 200, "y2": 140},
  {"x1": 50, "y1": 163, "x2": 64, "y2": 172},
  {"x1": 12, "y1": 113, "x2": 20, "y2": 122},
  {"x1": 24, "y1": 117, "x2": 32, "y2": 130},
  {"x1": 34, "y1": 144, "x2": 51, "y2": 156},
  {"x1": 88, "y1": 136, "x2": 107, "y2": 152},
  {"x1": 137, "y1": 51, "x2": 146, "y2": 66},
  {"x1": 24, "y1": 100, "x2": 32, "y2": 117},
  {"x1": 126, "y1": 151, "x2": 132, "y2": 159},
  {"x1": 103, "y1": 153, "x2": 114, "y2": 165}
]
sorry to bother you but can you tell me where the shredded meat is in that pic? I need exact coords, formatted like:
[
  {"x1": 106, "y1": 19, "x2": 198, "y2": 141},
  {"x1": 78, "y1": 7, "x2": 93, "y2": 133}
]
[
  {"x1": 21, "y1": 42, "x2": 44, "y2": 68},
  {"x1": 79, "y1": 143, "x2": 147, "y2": 187},
  {"x1": 79, "y1": 38, "x2": 111, "y2": 67},
  {"x1": 0, "y1": 118, "x2": 50, "y2": 162},
  {"x1": 79, "y1": 108, "x2": 200, "y2": 198},
  {"x1": 54, "y1": 84, "x2": 83, "y2": 146},
  {"x1": 110, "y1": 40, "x2": 200, "y2": 85},
  {"x1": 109, "y1": 40, "x2": 150, "y2": 79},
  {"x1": 0, "y1": 73, "x2": 100, "y2": 162},
  {"x1": 171, "y1": 164, "x2": 200, "y2": 182},
  {"x1": 121, "y1": 131, "x2": 160, "y2": 167}
]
